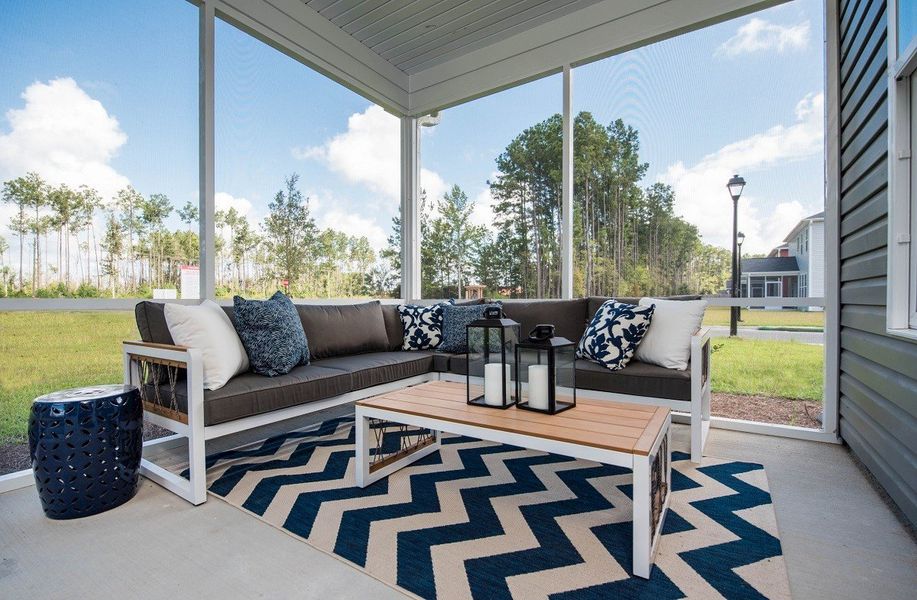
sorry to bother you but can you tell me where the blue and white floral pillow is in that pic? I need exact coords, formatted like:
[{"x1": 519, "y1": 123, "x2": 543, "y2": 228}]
[
  {"x1": 576, "y1": 300, "x2": 655, "y2": 371},
  {"x1": 398, "y1": 300, "x2": 455, "y2": 350}
]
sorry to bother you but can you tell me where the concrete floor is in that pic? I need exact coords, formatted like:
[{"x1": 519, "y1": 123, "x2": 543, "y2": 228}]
[{"x1": 1, "y1": 410, "x2": 914, "y2": 600}]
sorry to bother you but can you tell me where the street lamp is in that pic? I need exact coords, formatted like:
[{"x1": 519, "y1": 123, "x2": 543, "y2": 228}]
[
  {"x1": 736, "y1": 231, "x2": 745, "y2": 322},
  {"x1": 727, "y1": 174, "x2": 746, "y2": 336}
]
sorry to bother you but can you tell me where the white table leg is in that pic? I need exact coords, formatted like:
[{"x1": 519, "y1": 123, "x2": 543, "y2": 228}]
[
  {"x1": 632, "y1": 453, "x2": 652, "y2": 579},
  {"x1": 355, "y1": 406, "x2": 371, "y2": 488},
  {"x1": 632, "y1": 417, "x2": 672, "y2": 579}
]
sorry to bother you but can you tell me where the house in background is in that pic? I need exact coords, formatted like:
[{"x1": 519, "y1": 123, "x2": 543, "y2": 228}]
[
  {"x1": 782, "y1": 211, "x2": 825, "y2": 305},
  {"x1": 737, "y1": 211, "x2": 825, "y2": 310}
]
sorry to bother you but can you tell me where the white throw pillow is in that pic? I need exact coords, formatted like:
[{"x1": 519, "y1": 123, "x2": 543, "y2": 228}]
[
  {"x1": 164, "y1": 300, "x2": 249, "y2": 390},
  {"x1": 634, "y1": 298, "x2": 707, "y2": 370}
]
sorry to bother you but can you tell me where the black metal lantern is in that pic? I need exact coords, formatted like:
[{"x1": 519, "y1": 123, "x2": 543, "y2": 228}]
[
  {"x1": 515, "y1": 324, "x2": 576, "y2": 414},
  {"x1": 466, "y1": 306, "x2": 520, "y2": 409}
]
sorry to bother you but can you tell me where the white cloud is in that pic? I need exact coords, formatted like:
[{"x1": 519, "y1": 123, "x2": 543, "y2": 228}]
[
  {"x1": 660, "y1": 92, "x2": 824, "y2": 254},
  {"x1": 469, "y1": 177, "x2": 499, "y2": 228},
  {"x1": 294, "y1": 104, "x2": 448, "y2": 206},
  {"x1": 294, "y1": 105, "x2": 400, "y2": 200},
  {"x1": 0, "y1": 78, "x2": 130, "y2": 201},
  {"x1": 717, "y1": 18, "x2": 810, "y2": 57},
  {"x1": 215, "y1": 191, "x2": 254, "y2": 219},
  {"x1": 316, "y1": 210, "x2": 389, "y2": 254}
]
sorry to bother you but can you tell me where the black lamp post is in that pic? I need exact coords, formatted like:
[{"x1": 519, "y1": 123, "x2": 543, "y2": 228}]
[
  {"x1": 727, "y1": 174, "x2": 746, "y2": 337},
  {"x1": 736, "y1": 231, "x2": 745, "y2": 322}
]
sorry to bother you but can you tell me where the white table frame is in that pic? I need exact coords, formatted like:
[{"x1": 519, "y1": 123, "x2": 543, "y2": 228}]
[{"x1": 354, "y1": 404, "x2": 671, "y2": 579}]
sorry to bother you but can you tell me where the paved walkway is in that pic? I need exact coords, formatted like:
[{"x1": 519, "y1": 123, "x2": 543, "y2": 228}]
[{"x1": 709, "y1": 325, "x2": 824, "y2": 344}]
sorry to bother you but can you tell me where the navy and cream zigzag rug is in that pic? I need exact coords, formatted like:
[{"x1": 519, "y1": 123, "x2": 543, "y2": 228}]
[{"x1": 197, "y1": 415, "x2": 790, "y2": 599}]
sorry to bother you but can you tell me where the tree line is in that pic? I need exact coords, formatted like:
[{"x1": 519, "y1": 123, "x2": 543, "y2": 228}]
[
  {"x1": 0, "y1": 172, "x2": 385, "y2": 298},
  {"x1": 384, "y1": 111, "x2": 730, "y2": 299},
  {"x1": 1, "y1": 112, "x2": 731, "y2": 300}
]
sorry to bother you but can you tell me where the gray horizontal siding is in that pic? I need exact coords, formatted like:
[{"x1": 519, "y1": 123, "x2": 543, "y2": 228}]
[{"x1": 838, "y1": 0, "x2": 917, "y2": 525}]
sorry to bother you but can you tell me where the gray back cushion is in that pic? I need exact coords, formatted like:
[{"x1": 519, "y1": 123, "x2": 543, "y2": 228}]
[
  {"x1": 295, "y1": 301, "x2": 389, "y2": 359},
  {"x1": 586, "y1": 295, "x2": 701, "y2": 319},
  {"x1": 501, "y1": 299, "x2": 589, "y2": 344},
  {"x1": 381, "y1": 304, "x2": 404, "y2": 351},
  {"x1": 135, "y1": 301, "x2": 175, "y2": 344}
]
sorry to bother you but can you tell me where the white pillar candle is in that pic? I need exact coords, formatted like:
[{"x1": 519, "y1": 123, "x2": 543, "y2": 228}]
[
  {"x1": 527, "y1": 365, "x2": 550, "y2": 410},
  {"x1": 484, "y1": 363, "x2": 511, "y2": 406}
]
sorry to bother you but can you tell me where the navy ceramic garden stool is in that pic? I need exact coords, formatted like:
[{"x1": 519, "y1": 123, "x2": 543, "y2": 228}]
[{"x1": 28, "y1": 385, "x2": 143, "y2": 519}]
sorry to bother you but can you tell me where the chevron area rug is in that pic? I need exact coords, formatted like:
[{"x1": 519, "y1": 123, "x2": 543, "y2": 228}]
[{"x1": 199, "y1": 415, "x2": 790, "y2": 600}]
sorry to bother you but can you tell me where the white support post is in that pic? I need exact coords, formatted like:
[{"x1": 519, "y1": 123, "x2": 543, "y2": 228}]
[
  {"x1": 401, "y1": 116, "x2": 421, "y2": 300},
  {"x1": 199, "y1": 1, "x2": 216, "y2": 301},
  {"x1": 822, "y1": 0, "x2": 841, "y2": 439},
  {"x1": 561, "y1": 65, "x2": 574, "y2": 299}
]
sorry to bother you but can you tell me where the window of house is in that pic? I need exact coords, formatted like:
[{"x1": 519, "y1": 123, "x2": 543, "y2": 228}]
[
  {"x1": 888, "y1": 0, "x2": 917, "y2": 334},
  {"x1": 799, "y1": 273, "x2": 807, "y2": 297}
]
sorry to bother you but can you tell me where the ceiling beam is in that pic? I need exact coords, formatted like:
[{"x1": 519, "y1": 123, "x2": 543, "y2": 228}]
[
  {"x1": 406, "y1": 0, "x2": 786, "y2": 116},
  {"x1": 215, "y1": 0, "x2": 410, "y2": 114}
]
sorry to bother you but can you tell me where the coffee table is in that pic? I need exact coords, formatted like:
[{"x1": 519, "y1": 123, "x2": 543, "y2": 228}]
[{"x1": 354, "y1": 380, "x2": 671, "y2": 579}]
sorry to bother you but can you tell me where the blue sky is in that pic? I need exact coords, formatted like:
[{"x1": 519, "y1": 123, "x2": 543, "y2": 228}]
[{"x1": 0, "y1": 0, "x2": 824, "y2": 261}]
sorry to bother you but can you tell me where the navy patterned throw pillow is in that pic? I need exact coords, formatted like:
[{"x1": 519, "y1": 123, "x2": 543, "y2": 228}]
[
  {"x1": 438, "y1": 302, "x2": 502, "y2": 353},
  {"x1": 233, "y1": 291, "x2": 310, "y2": 376},
  {"x1": 576, "y1": 300, "x2": 655, "y2": 371},
  {"x1": 397, "y1": 300, "x2": 454, "y2": 351}
]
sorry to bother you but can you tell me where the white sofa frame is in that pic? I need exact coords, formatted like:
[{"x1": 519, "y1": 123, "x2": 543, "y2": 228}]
[{"x1": 123, "y1": 327, "x2": 711, "y2": 505}]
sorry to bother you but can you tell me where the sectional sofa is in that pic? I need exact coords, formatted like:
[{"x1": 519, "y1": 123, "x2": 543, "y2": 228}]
[{"x1": 125, "y1": 297, "x2": 711, "y2": 504}]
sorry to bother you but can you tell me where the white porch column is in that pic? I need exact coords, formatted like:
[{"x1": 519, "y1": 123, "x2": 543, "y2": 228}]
[
  {"x1": 401, "y1": 116, "x2": 421, "y2": 300},
  {"x1": 561, "y1": 65, "x2": 574, "y2": 299},
  {"x1": 199, "y1": 1, "x2": 216, "y2": 300}
]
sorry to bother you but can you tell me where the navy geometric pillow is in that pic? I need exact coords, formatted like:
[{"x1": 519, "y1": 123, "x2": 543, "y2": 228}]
[
  {"x1": 438, "y1": 302, "x2": 502, "y2": 353},
  {"x1": 576, "y1": 300, "x2": 655, "y2": 371},
  {"x1": 233, "y1": 291, "x2": 310, "y2": 376},
  {"x1": 397, "y1": 300, "x2": 455, "y2": 351}
]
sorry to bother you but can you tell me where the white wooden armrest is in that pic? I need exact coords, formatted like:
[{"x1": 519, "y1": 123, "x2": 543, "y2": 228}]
[
  {"x1": 122, "y1": 340, "x2": 207, "y2": 505},
  {"x1": 688, "y1": 327, "x2": 712, "y2": 463}
]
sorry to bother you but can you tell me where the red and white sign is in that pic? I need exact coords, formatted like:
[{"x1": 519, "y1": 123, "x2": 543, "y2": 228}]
[{"x1": 180, "y1": 265, "x2": 200, "y2": 300}]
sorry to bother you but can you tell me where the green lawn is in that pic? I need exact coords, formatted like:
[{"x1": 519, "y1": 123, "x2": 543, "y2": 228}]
[
  {"x1": 703, "y1": 306, "x2": 824, "y2": 328},
  {"x1": 710, "y1": 337, "x2": 824, "y2": 401},
  {"x1": 0, "y1": 311, "x2": 136, "y2": 443}
]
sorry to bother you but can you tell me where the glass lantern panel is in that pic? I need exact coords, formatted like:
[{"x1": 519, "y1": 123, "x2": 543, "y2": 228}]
[
  {"x1": 467, "y1": 325, "x2": 516, "y2": 405},
  {"x1": 555, "y1": 345, "x2": 576, "y2": 390},
  {"x1": 516, "y1": 346, "x2": 550, "y2": 408}
]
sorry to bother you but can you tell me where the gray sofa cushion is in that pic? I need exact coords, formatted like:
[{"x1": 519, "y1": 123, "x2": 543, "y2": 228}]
[
  {"x1": 381, "y1": 304, "x2": 404, "y2": 351},
  {"x1": 296, "y1": 301, "x2": 389, "y2": 359},
  {"x1": 587, "y1": 295, "x2": 702, "y2": 319},
  {"x1": 576, "y1": 359, "x2": 691, "y2": 401},
  {"x1": 146, "y1": 365, "x2": 353, "y2": 426},
  {"x1": 501, "y1": 299, "x2": 588, "y2": 344},
  {"x1": 432, "y1": 352, "x2": 452, "y2": 372},
  {"x1": 446, "y1": 353, "x2": 470, "y2": 375},
  {"x1": 135, "y1": 301, "x2": 175, "y2": 344},
  {"x1": 314, "y1": 351, "x2": 434, "y2": 390}
]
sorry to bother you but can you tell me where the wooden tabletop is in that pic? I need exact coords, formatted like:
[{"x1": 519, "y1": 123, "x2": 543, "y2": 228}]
[{"x1": 357, "y1": 380, "x2": 669, "y2": 456}]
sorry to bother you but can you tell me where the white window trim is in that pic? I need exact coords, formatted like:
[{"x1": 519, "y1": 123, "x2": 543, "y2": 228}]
[{"x1": 886, "y1": 1, "x2": 917, "y2": 340}]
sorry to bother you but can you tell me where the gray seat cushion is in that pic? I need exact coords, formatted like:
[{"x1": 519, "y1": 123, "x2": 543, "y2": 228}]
[
  {"x1": 501, "y1": 299, "x2": 588, "y2": 344},
  {"x1": 446, "y1": 353, "x2": 470, "y2": 376},
  {"x1": 575, "y1": 358, "x2": 691, "y2": 401},
  {"x1": 313, "y1": 351, "x2": 434, "y2": 390},
  {"x1": 432, "y1": 352, "x2": 453, "y2": 372},
  {"x1": 146, "y1": 365, "x2": 353, "y2": 426}
]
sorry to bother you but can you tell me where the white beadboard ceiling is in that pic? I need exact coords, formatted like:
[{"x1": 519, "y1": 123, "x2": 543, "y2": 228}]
[{"x1": 302, "y1": 0, "x2": 607, "y2": 74}]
